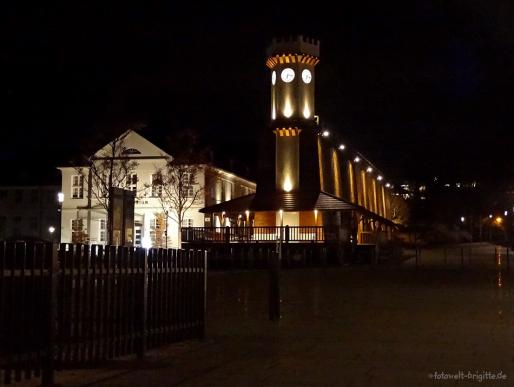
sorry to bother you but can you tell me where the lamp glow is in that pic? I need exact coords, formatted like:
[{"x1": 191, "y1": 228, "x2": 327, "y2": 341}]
[
  {"x1": 354, "y1": 156, "x2": 361, "y2": 163},
  {"x1": 366, "y1": 167, "x2": 373, "y2": 173},
  {"x1": 496, "y1": 216, "x2": 503, "y2": 225},
  {"x1": 504, "y1": 210, "x2": 508, "y2": 216},
  {"x1": 377, "y1": 175, "x2": 383, "y2": 181},
  {"x1": 460, "y1": 216, "x2": 465, "y2": 223},
  {"x1": 57, "y1": 192, "x2": 64, "y2": 203},
  {"x1": 303, "y1": 104, "x2": 311, "y2": 119},
  {"x1": 338, "y1": 144, "x2": 345, "y2": 150},
  {"x1": 283, "y1": 99, "x2": 293, "y2": 118},
  {"x1": 283, "y1": 177, "x2": 293, "y2": 192},
  {"x1": 322, "y1": 130, "x2": 329, "y2": 137},
  {"x1": 385, "y1": 183, "x2": 391, "y2": 188},
  {"x1": 48, "y1": 226, "x2": 55, "y2": 234}
]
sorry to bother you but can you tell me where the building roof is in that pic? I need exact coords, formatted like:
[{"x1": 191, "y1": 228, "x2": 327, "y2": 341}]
[{"x1": 200, "y1": 191, "x2": 358, "y2": 213}]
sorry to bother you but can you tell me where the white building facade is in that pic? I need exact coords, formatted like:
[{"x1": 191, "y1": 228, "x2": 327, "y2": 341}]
[{"x1": 58, "y1": 130, "x2": 255, "y2": 248}]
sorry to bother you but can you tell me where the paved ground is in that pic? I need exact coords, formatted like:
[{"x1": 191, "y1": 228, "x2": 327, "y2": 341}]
[{"x1": 17, "y1": 243, "x2": 514, "y2": 386}]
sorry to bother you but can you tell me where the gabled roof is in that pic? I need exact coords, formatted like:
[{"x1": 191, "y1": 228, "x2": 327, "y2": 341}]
[{"x1": 93, "y1": 129, "x2": 170, "y2": 159}]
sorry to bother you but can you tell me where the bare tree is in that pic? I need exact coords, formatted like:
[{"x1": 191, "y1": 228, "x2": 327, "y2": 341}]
[
  {"x1": 151, "y1": 158, "x2": 204, "y2": 246},
  {"x1": 390, "y1": 195, "x2": 409, "y2": 225},
  {"x1": 75, "y1": 132, "x2": 139, "y2": 244}
]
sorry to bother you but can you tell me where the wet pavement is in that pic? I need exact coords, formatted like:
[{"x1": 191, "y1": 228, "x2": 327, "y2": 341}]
[{"x1": 17, "y1": 243, "x2": 514, "y2": 386}]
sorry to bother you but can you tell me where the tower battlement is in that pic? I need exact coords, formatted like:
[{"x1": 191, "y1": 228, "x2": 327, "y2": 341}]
[{"x1": 266, "y1": 35, "x2": 320, "y2": 58}]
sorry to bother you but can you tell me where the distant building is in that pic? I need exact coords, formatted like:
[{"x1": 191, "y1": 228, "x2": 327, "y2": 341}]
[
  {"x1": 0, "y1": 185, "x2": 61, "y2": 241},
  {"x1": 58, "y1": 129, "x2": 255, "y2": 248}
]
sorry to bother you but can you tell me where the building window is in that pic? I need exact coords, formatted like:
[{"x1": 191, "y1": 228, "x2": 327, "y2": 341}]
[
  {"x1": 151, "y1": 174, "x2": 162, "y2": 197},
  {"x1": 99, "y1": 219, "x2": 106, "y2": 243},
  {"x1": 71, "y1": 175, "x2": 84, "y2": 199},
  {"x1": 149, "y1": 216, "x2": 166, "y2": 247},
  {"x1": 182, "y1": 185, "x2": 194, "y2": 198},
  {"x1": 30, "y1": 189, "x2": 39, "y2": 203},
  {"x1": 14, "y1": 190, "x2": 22, "y2": 203},
  {"x1": 71, "y1": 218, "x2": 85, "y2": 243},
  {"x1": 29, "y1": 217, "x2": 38, "y2": 231},
  {"x1": 126, "y1": 174, "x2": 137, "y2": 192},
  {"x1": 182, "y1": 218, "x2": 193, "y2": 228}
]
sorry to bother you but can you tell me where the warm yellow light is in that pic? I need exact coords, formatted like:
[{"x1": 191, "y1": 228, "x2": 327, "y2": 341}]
[
  {"x1": 283, "y1": 177, "x2": 293, "y2": 192},
  {"x1": 303, "y1": 104, "x2": 311, "y2": 119},
  {"x1": 495, "y1": 216, "x2": 503, "y2": 225},
  {"x1": 272, "y1": 106, "x2": 276, "y2": 120},
  {"x1": 283, "y1": 99, "x2": 293, "y2": 118},
  {"x1": 314, "y1": 209, "x2": 318, "y2": 223}
]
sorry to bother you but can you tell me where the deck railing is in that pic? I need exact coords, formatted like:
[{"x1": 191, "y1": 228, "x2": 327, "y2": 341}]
[{"x1": 182, "y1": 226, "x2": 327, "y2": 244}]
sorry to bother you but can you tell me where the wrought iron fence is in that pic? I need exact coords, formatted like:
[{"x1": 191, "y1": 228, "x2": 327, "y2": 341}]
[{"x1": 0, "y1": 242, "x2": 207, "y2": 386}]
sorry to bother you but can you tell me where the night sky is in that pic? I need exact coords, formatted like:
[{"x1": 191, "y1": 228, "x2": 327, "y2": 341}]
[{"x1": 2, "y1": 2, "x2": 514, "y2": 185}]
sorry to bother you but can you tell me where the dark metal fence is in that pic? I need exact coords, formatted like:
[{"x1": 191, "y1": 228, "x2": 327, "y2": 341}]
[{"x1": 0, "y1": 242, "x2": 207, "y2": 386}]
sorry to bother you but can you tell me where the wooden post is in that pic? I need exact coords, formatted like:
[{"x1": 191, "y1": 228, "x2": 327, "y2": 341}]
[
  {"x1": 41, "y1": 243, "x2": 58, "y2": 386},
  {"x1": 268, "y1": 251, "x2": 280, "y2": 321}
]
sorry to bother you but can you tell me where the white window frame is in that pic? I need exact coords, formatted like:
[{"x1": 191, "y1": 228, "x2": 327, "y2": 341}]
[
  {"x1": 71, "y1": 175, "x2": 84, "y2": 199},
  {"x1": 151, "y1": 174, "x2": 162, "y2": 197},
  {"x1": 126, "y1": 173, "x2": 137, "y2": 192},
  {"x1": 99, "y1": 219, "x2": 107, "y2": 243},
  {"x1": 181, "y1": 218, "x2": 193, "y2": 228}
]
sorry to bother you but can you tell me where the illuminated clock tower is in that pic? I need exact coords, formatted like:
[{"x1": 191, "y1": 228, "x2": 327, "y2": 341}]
[{"x1": 266, "y1": 36, "x2": 320, "y2": 193}]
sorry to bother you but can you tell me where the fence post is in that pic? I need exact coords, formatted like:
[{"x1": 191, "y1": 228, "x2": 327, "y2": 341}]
[
  {"x1": 41, "y1": 243, "x2": 58, "y2": 386},
  {"x1": 224, "y1": 226, "x2": 230, "y2": 244},
  {"x1": 136, "y1": 248, "x2": 148, "y2": 358},
  {"x1": 285, "y1": 226, "x2": 290, "y2": 244},
  {"x1": 201, "y1": 250, "x2": 208, "y2": 340}
]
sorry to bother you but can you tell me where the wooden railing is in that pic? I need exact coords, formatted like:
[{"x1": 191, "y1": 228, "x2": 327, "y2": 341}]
[{"x1": 182, "y1": 226, "x2": 327, "y2": 244}]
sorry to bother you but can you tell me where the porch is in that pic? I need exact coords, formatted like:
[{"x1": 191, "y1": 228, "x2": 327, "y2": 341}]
[{"x1": 181, "y1": 226, "x2": 378, "y2": 245}]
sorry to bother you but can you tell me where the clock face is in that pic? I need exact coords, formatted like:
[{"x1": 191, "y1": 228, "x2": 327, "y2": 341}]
[
  {"x1": 281, "y1": 68, "x2": 295, "y2": 83},
  {"x1": 271, "y1": 71, "x2": 276, "y2": 85},
  {"x1": 302, "y1": 69, "x2": 312, "y2": 84}
]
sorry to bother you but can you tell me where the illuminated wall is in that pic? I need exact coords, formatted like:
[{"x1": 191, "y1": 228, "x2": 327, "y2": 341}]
[{"x1": 275, "y1": 128, "x2": 300, "y2": 192}]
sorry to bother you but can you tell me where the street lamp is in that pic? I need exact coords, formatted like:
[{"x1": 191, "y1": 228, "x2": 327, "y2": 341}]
[{"x1": 48, "y1": 226, "x2": 55, "y2": 234}]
